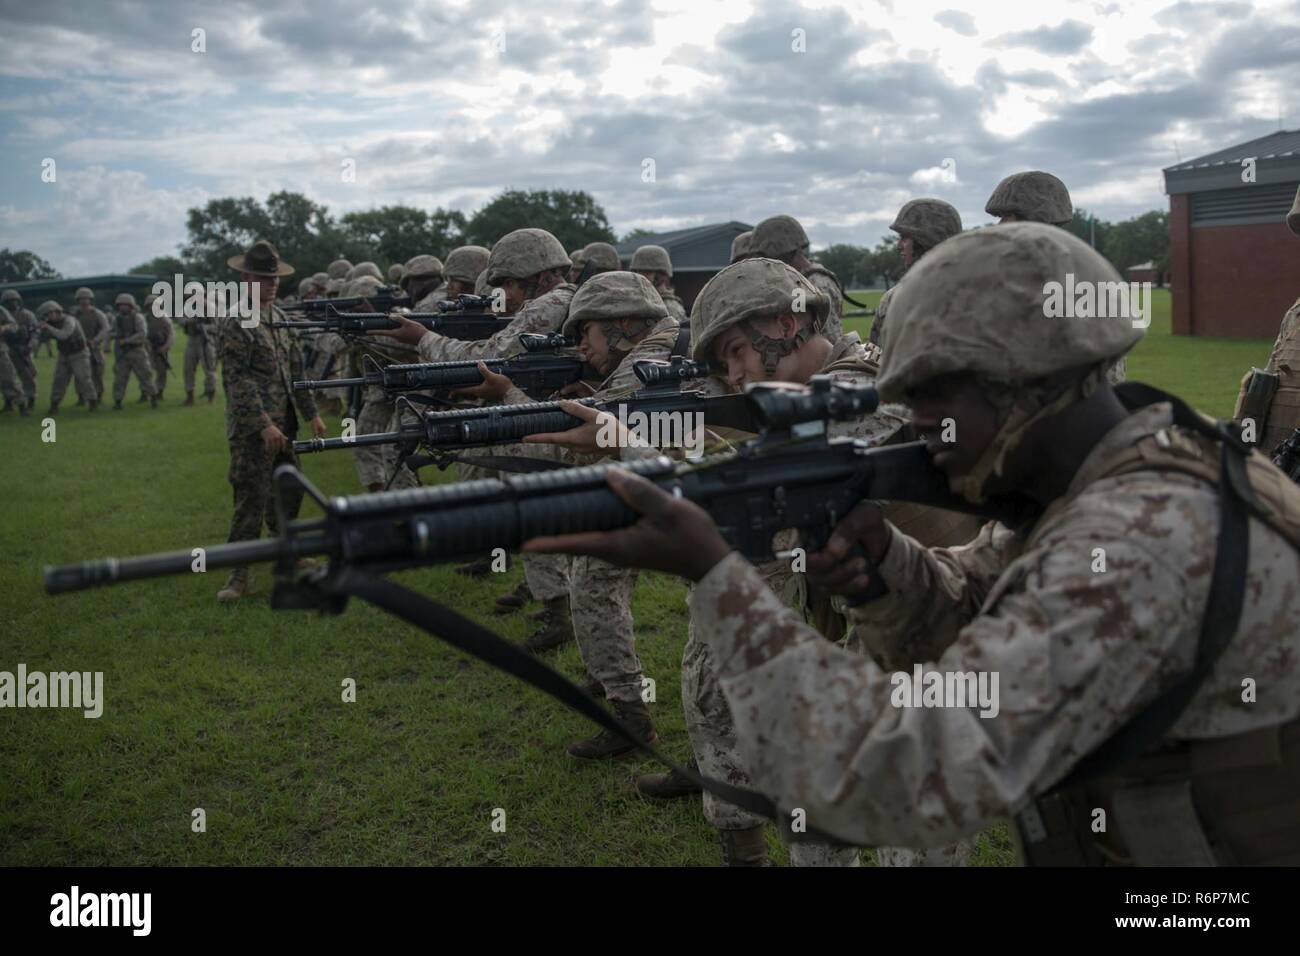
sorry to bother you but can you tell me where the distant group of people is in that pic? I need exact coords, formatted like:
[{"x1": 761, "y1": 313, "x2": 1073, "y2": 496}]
[{"x1": 0, "y1": 286, "x2": 218, "y2": 416}]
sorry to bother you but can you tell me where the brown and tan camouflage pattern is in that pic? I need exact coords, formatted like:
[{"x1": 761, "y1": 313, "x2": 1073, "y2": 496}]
[
  {"x1": 416, "y1": 284, "x2": 576, "y2": 364},
  {"x1": 688, "y1": 401, "x2": 1300, "y2": 850},
  {"x1": 111, "y1": 309, "x2": 156, "y2": 402},
  {"x1": 985, "y1": 170, "x2": 1073, "y2": 226}
]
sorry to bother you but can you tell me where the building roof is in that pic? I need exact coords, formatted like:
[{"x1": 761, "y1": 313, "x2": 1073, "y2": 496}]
[
  {"x1": 0, "y1": 273, "x2": 164, "y2": 297},
  {"x1": 614, "y1": 221, "x2": 752, "y2": 272},
  {"x1": 1164, "y1": 129, "x2": 1300, "y2": 172},
  {"x1": 1164, "y1": 129, "x2": 1300, "y2": 196}
]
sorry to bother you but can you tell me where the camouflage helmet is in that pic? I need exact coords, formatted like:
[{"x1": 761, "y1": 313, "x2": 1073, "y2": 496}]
[
  {"x1": 36, "y1": 300, "x2": 62, "y2": 318},
  {"x1": 890, "y1": 199, "x2": 963, "y2": 251},
  {"x1": 568, "y1": 248, "x2": 584, "y2": 265},
  {"x1": 581, "y1": 242, "x2": 622, "y2": 272},
  {"x1": 143, "y1": 294, "x2": 157, "y2": 310},
  {"x1": 387, "y1": 264, "x2": 404, "y2": 284},
  {"x1": 562, "y1": 271, "x2": 669, "y2": 338},
  {"x1": 443, "y1": 246, "x2": 491, "y2": 284},
  {"x1": 630, "y1": 244, "x2": 672, "y2": 276},
  {"x1": 473, "y1": 269, "x2": 492, "y2": 297},
  {"x1": 327, "y1": 259, "x2": 353, "y2": 280},
  {"x1": 346, "y1": 261, "x2": 383, "y2": 282},
  {"x1": 114, "y1": 292, "x2": 138, "y2": 308},
  {"x1": 729, "y1": 230, "x2": 754, "y2": 263},
  {"x1": 985, "y1": 171, "x2": 1073, "y2": 226},
  {"x1": 0, "y1": 289, "x2": 19, "y2": 304},
  {"x1": 297, "y1": 277, "x2": 318, "y2": 297},
  {"x1": 691, "y1": 257, "x2": 829, "y2": 368},
  {"x1": 342, "y1": 275, "x2": 385, "y2": 299},
  {"x1": 311, "y1": 271, "x2": 330, "y2": 287},
  {"x1": 1288, "y1": 184, "x2": 1300, "y2": 237},
  {"x1": 325, "y1": 277, "x2": 345, "y2": 297},
  {"x1": 74, "y1": 286, "x2": 95, "y2": 301},
  {"x1": 877, "y1": 222, "x2": 1142, "y2": 402},
  {"x1": 485, "y1": 228, "x2": 571, "y2": 284},
  {"x1": 402, "y1": 255, "x2": 443, "y2": 280},
  {"x1": 750, "y1": 215, "x2": 810, "y2": 259}
]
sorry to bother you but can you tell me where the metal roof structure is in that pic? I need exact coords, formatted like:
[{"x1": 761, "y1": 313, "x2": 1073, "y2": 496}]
[
  {"x1": 1164, "y1": 128, "x2": 1300, "y2": 197},
  {"x1": 614, "y1": 221, "x2": 752, "y2": 272}
]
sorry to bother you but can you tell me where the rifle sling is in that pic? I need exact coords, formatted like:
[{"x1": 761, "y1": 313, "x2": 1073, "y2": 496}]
[{"x1": 324, "y1": 567, "x2": 844, "y2": 845}]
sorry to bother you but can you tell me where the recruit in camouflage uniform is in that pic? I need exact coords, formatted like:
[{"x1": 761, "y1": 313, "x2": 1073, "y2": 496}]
[
  {"x1": 403, "y1": 254, "x2": 446, "y2": 312},
  {"x1": 142, "y1": 294, "x2": 175, "y2": 401},
  {"x1": 626, "y1": 223, "x2": 1300, "y2": 865},
  {"x1": 69, "y1": 288, "x2": 112, "y2": 406},
  {"x1": 342, "y1": 274, "x2": 422, "y2": 492},
  {"x1": 425, "y1": 245, "x2": 490, "y2": 308},
  {"x1": 1, "y1": 289, "x2": 39, "y2": 409},
  {"x1": 216, "y1": 240, "x2": 325, "y2": 603},
  {"x1": 749, "y1": 215, "x2": 845, "y2": 344},
  {"x1": 629, "y1": 244, "x2": 688, "y2": 325},
  {"x1": 1234, "y1": 184, "x2": 1300, "y2": 457},
  {"x1": 870, "y1": 198, "x2": 963, "y2": 347},
  {"x1": 36, "y1": 301, "x2": 97, "y2": 413},
  {"x1": 176, "y1": 300, "x2": 218, "y2": 405},
  {"x1": 0, "y1": 304, "x2": 30, "y2": 414},
  {"x1": 373, "y1": 228, "x2": 581, "y2": 637},
  {"x1": 109, "y1": 293, "x2": 158, "y2": 408},
  {"x1": 985, "y1": 172, "x2": 1127, "y2": 386},
  {"x1": 729, "y1": 230, "x2": 753, "y2": 264},
  {"x1": 513, "y1": 271, "x2": 686, "y2": 759}
]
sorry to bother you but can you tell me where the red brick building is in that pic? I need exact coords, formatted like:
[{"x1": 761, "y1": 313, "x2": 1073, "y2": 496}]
[{"x1": 1164, "y1": 129, "x2": 1300, "y2": 337}]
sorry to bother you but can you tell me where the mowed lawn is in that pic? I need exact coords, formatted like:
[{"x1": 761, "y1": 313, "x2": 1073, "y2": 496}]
[{"x1": 0, "y1": 289, "x2": 1273, "y2": 866}]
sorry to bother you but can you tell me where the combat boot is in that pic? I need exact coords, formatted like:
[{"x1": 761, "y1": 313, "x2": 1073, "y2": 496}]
[
  {"x1": 75, "y1": 396, "x2": 85, "y2": 407},
  {"x1": 88, "y1": 399, "x2": 99, "y2": 412},
  {"x1": 456, "y1": 551, "x2": 510, "y2": 576},
  {"x1": 216, "y1": 569, "x2": 249, "y2": 603},
  {"x1": 520, "y1": 595, "x2": 574, "y2": 653},
  {"x1": 206, "y1": 391, "x2": 215, "y2": 404},
  {"x1": 150, "y1": 395, "x2": 159, "y2": 409},
  {"x1": 1, "y1": 398, "x2": 10, "y2": 413},
  {"x1": 184, "y1": 390, "x2": 194, "y2": 406},
  {"x1": 566, "y1": 698, "x2": 657, "y2": 761},
  {"x1": 47, "y1": 404, "x2": 58, "y2": 416},
  {"x1": 493, "y1": 580, "x2": 533, "y2": 615},
  {"x1": 19, "y1": 400, "x2": 30, "y2": 417},
  {"x1": 113, "y1": 400, "x2": 122, "y2": 410},
  {"x1": 137, "y1": 394, "x2": 148, "y2": 403},
  {"x1": 635, "y1": 757, "x2": 704, "y2": 800},
  {"x1": 719, "y1": 827, "x2": 771, "y2": 866}
]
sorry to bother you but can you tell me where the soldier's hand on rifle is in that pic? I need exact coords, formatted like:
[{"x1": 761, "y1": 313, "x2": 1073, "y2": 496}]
[
  {"x1": 309, "y1": 416, "x2": 327, "y2": 439},
  {"x1": 369, "y1": 314, "x2": 426, "y2": 346},
  {"x1": 524, "y1": 400, "x2": 639, "y2": 457},
  {"x1": 261, "y1": 422, "x2": 289, "y2": 455},
  {"x1": 523, "y1": 468, "x2": 731, "y2": 581},
  {"x1": 448, "y1": 361, "x2": 513, "y2": 400},
  {"x1": 804, "y1": 501, "x2": 891, "y2": 599}
]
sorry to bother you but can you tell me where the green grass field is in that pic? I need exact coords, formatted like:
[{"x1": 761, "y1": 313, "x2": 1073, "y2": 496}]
[{"x1": 0, "y1": 290, "x2": 1273, "y2": 866}]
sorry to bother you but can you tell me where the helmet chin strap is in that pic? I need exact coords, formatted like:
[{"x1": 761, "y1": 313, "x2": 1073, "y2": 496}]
[
  {"x1": 952, "y1": 365, "x2": 1107, "y2": 504},
  {"x1": 742, "y1": 318, "x2": 814, "y2": 375}
]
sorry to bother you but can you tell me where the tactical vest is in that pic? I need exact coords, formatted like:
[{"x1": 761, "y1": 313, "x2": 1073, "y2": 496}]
[
  {"x1": 1265, "y1": 300, "x2": 1300, "y2": 451},
  {"x1": 52, "y1": 320, "x2": 87, "y2": 356},
  {"x1": 1014, "y1": 384, "x2": 1300, "y2": 866},
  {"x1": 116, "y1": 311, "x2": 142, "y2": 347}
]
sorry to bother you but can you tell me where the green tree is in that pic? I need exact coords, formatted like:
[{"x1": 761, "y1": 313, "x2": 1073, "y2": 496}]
[
  {"x1": 619, "y1": 228, "x2": 656, "y2": 244},
  {"x1": 129, "y1": 255, "x2": 189, "y2": 277},
  {"x1": 464, "y1": 189, "x2": 615, "y2": 250},
  {"x1": 814, "y1": 244, "x2": 872, "y2": 288},
  {"x1": 866, "y1": 236, "x2": 903, "y2": 287},
  {"x1": 1103, "y1": 210, "x2": 1170, "y2": 282},
  {"x1": 0, "y1": 249, "x2": 60, "y2": 283},
  {"x1": 340, "y1": 205, "x2": 466, "y2": 267},
  {"x1": 1064, "y1": 208, "x2": 1112, "y2": 254}
]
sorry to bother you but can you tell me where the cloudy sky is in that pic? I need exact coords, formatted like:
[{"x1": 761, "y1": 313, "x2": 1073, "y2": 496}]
[{"x1": 1, "y1": 0, "x2": 1297, "y2": 275}]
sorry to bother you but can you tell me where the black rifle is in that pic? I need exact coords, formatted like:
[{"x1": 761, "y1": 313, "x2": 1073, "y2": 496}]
[
  {"x1": 1273, "y1": 427, "x2": 1300, "y2": 484},
  {"x1": 272, "y1": 309, "x2": 514, "y2": 341},
  {"x1": 47, "y1": 377, "x2": 1028, "y2": 595},
  {"x1": 285, "y1": 287, "x2": 411, "y2": 314},
  {"x1": 292, "y1": 357, "x2": 732, "y2": 466},
  {"x1": 292, "y1": 332, "x2": 582, "y2": 403},
  {"x1": 43, "y1": 377, "x2": 1030, "y2": 842}
]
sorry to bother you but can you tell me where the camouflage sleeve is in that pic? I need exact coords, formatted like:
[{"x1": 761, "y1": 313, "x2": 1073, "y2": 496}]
[
  {"x1": 846, "y1": 520, "x2": 1016, "y2": 664},
  {"x1": 94, "y1": 311, "x2": 111, "y2": 346},
  {"x1": 690, "y1": 490, "x2": 1220, "y2": 848},
  {"x1": 416, "y1": 290, "x2": 570, "y2": 364},
  {"x1": 809, "y1": 272, "x2": 843, "y2": 343},
  {"x1": 219, "y1": 328, "x2": 275, "y2": 435},
  {"x1": 45, "y1": 320, "x2": 79, "y2": 342},
  {"x1": 159, "y1": 317, "x2": 175, "y2": 350},
  {"x1": 1265, "y1": 299, "x2": 1300, "y2": 375}
]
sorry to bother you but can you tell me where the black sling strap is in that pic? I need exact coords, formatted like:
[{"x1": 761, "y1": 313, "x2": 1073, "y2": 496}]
[
  {"x1": 317, "y1": 568, "x2": 842, "y2": 844},
  {"x1": 1053, "y1": 382, "x2": 1260, "y2": 788}
]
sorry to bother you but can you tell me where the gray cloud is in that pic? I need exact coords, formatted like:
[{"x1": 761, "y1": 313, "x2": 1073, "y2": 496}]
[
  {"x1": 934, "y1": 10, "x2": 977, "y2": 37},
  {"x1": 996, "y1": 19, "x2": 1094, "y2": 55}
]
